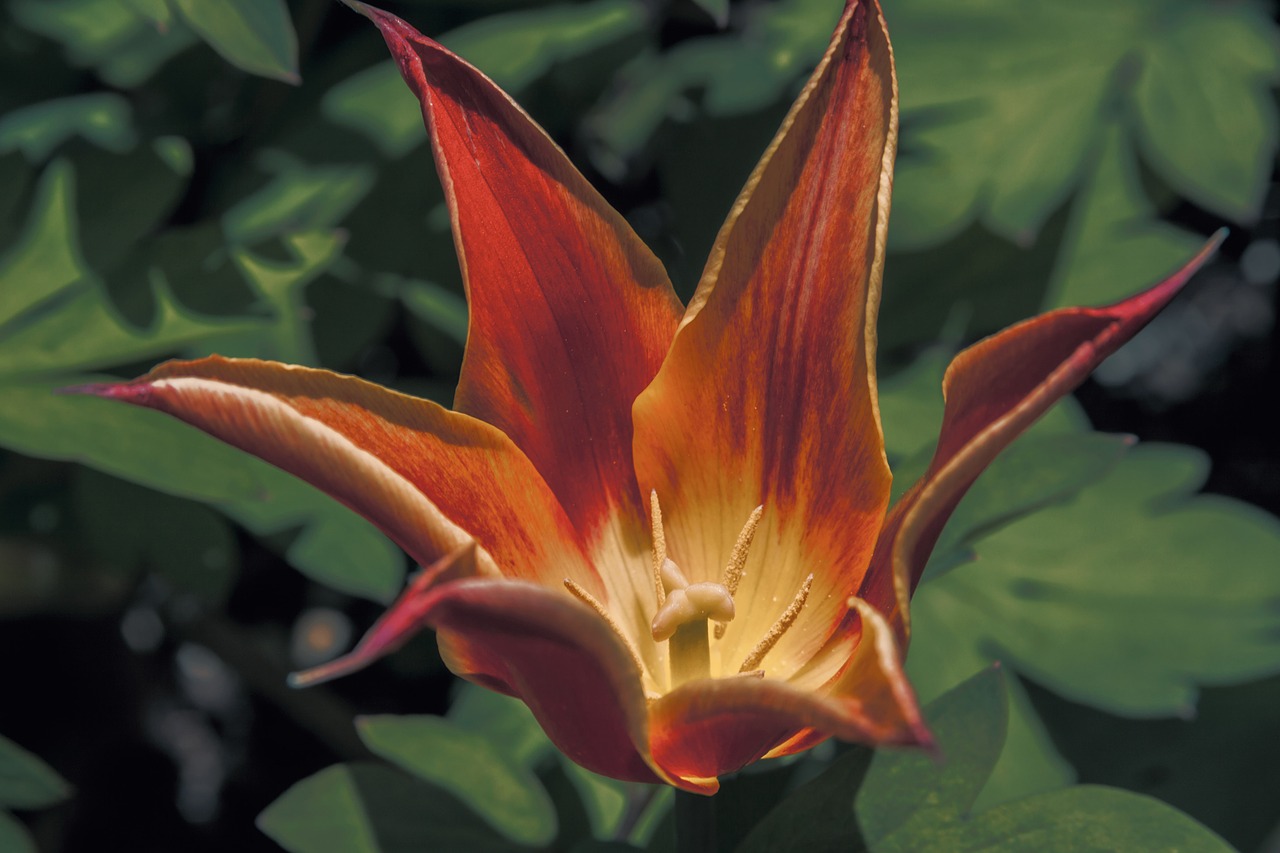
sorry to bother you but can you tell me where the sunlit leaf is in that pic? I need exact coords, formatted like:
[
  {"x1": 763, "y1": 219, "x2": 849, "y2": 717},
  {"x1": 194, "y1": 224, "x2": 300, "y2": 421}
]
[
  {"x1": 890, "y1": 0, "x2": 1280, "y2": 247},
  {"x1": 256, "y1": 762, "x2": 523, "y2": 853},
  {"x1": 0, "y1": 734, "x2": 71, "y2": 810},
  {"x1": 357, "y1": 715, "x2": 556, "y2": 845},
  {"x1": 0, "y1": 95, "x2": 136, "y2": 161},
  {"x1": 171, "y1": 0, "x2": 299, "y2": 83}
]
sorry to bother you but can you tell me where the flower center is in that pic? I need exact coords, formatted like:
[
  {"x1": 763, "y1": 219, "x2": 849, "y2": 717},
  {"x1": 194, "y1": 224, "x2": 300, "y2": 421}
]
[{"x1": 646, "y1": 492, "x2": 813, "y2": 687}]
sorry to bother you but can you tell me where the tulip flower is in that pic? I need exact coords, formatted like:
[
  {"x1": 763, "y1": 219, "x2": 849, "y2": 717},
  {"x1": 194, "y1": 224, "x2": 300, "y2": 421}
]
[{"x1": 77, "y1": 0, "x2": 1219, "y2": 792}]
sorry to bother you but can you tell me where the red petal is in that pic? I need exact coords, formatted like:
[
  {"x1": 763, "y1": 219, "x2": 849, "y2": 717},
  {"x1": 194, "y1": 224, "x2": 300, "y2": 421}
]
[
  {"x1": 648, "y1": 599, "x2": 929, "y2": 791},
  {"x1": 348, "y1": 2, "x2": 681, "y2": 547},
  {"x1": 430, "y1": 580, "x2": 665, "y2": 785},
  {"x1": 76, "y1": 357, "x2": 599, "y2": 592},
  {"x1": 865, "y1": 233, "x2": 1225, "y2": 637},
  {"x1": 633, "y1": 0, "x2": 896, "y2": 670}
]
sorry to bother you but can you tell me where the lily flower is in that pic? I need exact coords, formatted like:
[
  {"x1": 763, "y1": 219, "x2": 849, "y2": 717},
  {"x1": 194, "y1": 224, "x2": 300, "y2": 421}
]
[{"x1": 79, "y1": 0, "x2": 1220, "y2": 792}]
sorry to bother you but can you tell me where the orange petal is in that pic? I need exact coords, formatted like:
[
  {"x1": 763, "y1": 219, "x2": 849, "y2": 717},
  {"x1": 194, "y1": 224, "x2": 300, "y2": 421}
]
[
  {"x1": 633, "y1": 0, "x2": 896, "y2": 670},
  {"x1": 431, "y1": 580, "x2": 667, "y2": 785},
  {"x1": 347, "y1": 2, "x2": 682, "y2": 547},
  {"x1": 75, "y1": 357, "x2": 599, "y2": 592},
  {"x1": 649, "y1": 599, "x2": 929, "y2": 792},
  {"x1": 864, "y1": 233, "x2": 1226, "y2": 639}
]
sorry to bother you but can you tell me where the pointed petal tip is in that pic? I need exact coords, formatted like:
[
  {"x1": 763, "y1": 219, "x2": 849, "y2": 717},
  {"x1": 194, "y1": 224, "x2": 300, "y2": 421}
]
[
  {"x1": 288, "y1": 654, "x2": 369, "y2": 688},
  {"x1": 55, "y1": 380, "x2": 150, "y2": 403}
]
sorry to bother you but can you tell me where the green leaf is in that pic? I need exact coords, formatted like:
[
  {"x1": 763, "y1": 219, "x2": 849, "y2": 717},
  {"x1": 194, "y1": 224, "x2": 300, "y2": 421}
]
[
  {"x1": 222, "y1": 161, "x2": 376, "y2": 246},
  {"x1": 921, "y1": 444, "x2": 1280, "y2": 717},
  {"x1": 0, "y1": 95, "x2": 136, "y2": 161},
  {"x1": 739, "y1": 669, "x2": 1233, "y2": 852},
  {"x1": 0, "y1": 812, "x2": 35, "y2": 853},
  {"x1": 222, "y1": 229, "x2": 350, "y2": 364},
  {"x1": 12, "y1": 0, "x2": 198, "y2": 88},
  {"x1": 1045, "y1": 125, "x2": 1206, "y2": 311},
  {"x1": 257, "y1": 762, "x2": 523, "y2": 853},
  {"x1": 0, "y1": 734, "x2": 71, "y2": 810},
  {"x1": 889, "y1": 0, "x2": 1280, "y2": 248},
  {"x1": 1130, "y1": 1, "x2": 1280, "y2": 224},
  {"x1": 324, "y1": 0, "x2": 647, "y2": 158},
  {"x1": 0, "y1": 161, "x2": 403, "y2": 603},
  {"x1": 171, "y1": 0, "x2": 299, "y2": 83},
  {"x1": 447, "y1": 685, "x2": 552, "y2": 769},
  {"x1": 357, "y1": 715, "x2": 556, "y2": 845}
]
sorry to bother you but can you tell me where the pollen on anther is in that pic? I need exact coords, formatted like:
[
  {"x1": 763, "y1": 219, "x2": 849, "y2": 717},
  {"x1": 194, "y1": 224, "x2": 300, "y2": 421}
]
[
  {"x1": 738, "y1": 573, "x2": 814, "y2": 673},
  {"x1": 649, "y1": 490, "x2": 666, "y2": 607},
  {"x1": 715, "y1": 505, "x2": 763, "y2": 640},
  {"x1": 563, "y1": 578, "x2": 646, "y2": 676}
]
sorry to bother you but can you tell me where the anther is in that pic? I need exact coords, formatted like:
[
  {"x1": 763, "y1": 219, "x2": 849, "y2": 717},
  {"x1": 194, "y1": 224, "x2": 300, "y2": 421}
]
[
  {"x1": 739, "y1": 573, "x2": 814, "y2": 673},
  {"x1": 564, "y1": 578, "x2": 646, "y2": 676},
  {"x1": 649, "y1": 491, "x2": 666, "y2": 607},
  {"x1": 716, "y1": 505, "x2": 763, "y2": 639}
]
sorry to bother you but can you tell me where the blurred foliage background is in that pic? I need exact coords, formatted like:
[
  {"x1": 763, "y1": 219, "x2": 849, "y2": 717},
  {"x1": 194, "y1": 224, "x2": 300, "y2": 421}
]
[{"x1": 0, "y1": 0, "x2": 1278, "y2": 850}]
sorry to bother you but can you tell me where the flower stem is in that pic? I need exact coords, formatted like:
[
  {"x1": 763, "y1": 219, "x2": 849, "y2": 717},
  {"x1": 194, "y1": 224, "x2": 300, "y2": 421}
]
[
  {"x1": 674, "y1": 788, "x2": 716, "y2": 853},
  {"x1": 669, "y1": 620, "x2": 710, "y2": 685}
]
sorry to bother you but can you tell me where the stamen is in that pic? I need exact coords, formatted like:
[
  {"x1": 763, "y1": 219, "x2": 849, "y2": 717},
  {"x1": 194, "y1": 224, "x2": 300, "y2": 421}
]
[
  {"x1": 722, "y1": 505, "x2": 764, "y2": 596},
  {"x1": 739, "y1": 573, "x2": 814, "y2": 673},
  {"x1": 564, "y1": 578, "x2": 646, "y2": 676},
  {"x1": 649, "y1": 491, "x2": 666, "y2": 607},
  {"x1": 715, "y1": 505, "x2": 763, "y2": 640}
]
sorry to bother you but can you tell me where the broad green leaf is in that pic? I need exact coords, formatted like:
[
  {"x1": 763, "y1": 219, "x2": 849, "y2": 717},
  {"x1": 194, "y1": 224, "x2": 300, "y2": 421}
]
[
  {"x1": 1131, "y1": 1, "x2": 1280, "y2": 224},
  {"x1": 447, "y1": 684, "x2": 551, "y2": 768},
  {"x1": 889, "y1": 0, "x2": 1280, "y2": 247},
  {"x1": 257, "y1": 762, "x2": 522, "y2": 853},
  {"x1": 445, "y1": 685, "x2": 634, "y2": 839},
  {"x1": 12, "y1": 0, "x2": 197, "y2": 87},
  {"x1": 0, "y1": 812, "x2": 35, "y2": 853},
  {"x1": 0, "y1": 95, "x2": 136, "y2": 161},
  {"x1": 0, "y1": 160, "x2": 86, "y2": 326},
  {"x1": 171, "y1": 0, "x2": 299, "y2": 83},
  {"x1": 920, "y1": 444, "x2": 1280, "y2": 717},
  {"x1": 0, "y1": 734, "x2": 71, "y2": 810},
  {"x1": 739, "y1": 669, "x2": 1233, "y2": 852},
  {"x1": 0, "y1": 162, "x2": 403, "y2": 603},
  {"x1": 1046, "y1": 125, "x2": 1206, "y2": 310},
  {"x1": 222, "y1": 161, "x2": 376, "y2": 245},
  {"x1": 923, "y1": 431, "x2": 1133, "y2": 582},
  {"x1": 324, "y1": 0, "x2": 647, "y2": 158},
  {"x1": 357, "y1": 715, "x2": 556, "y2": 845}
]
